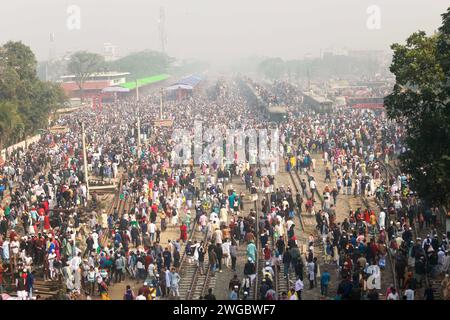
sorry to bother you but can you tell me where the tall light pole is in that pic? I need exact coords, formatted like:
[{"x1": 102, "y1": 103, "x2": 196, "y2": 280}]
[
  {"x1": 81, "y1": 121, "x2": 89, "y2": 202},
  {"x1": 137, "y1": 109, "x2": 141, "y2": 160},
  {"x1": 136, "y1": 79, "x2": 141, "y2": 160},
  {"x1": 136, "y1": 79, "x2": 139, "y2": 102}
]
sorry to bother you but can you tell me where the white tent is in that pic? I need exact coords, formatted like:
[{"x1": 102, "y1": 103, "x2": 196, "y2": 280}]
[{"x1": 102, "y1": 87, "x2": 130, "y2": 93}]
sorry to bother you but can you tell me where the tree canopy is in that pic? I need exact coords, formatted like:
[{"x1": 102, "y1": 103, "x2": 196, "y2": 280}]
[
  {"x1": 384, "y1": 7, "x2": 450, "y2": 207},
  {"x1": 0, "y1": 41, "x2": 66, "y2": 149},
  {"x1": 108, "y1": 50, "x2": 173, "y2": 80},
  {"x1": 68, "y1": 51, "x2": 105, "y2": 101}
]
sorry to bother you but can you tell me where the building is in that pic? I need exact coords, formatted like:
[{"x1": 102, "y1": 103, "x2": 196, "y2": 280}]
[
  {"x1": 166, "y1": 74, "x2": 203, "y2": 100},
  {"x1": 60, "y1": 71, "x2": 130, "y2": 99},
  {"x1": 348, "y1": 50, "x2": 385, "y2": 63},
  {"x1": 346, "y1": 97, "x2": 384, "y2": 110},
  {"x1": 302, "y1": 93, "x2": 333, "y2": 113},
  {"x1": 103, "y1": 43, "x2": 118, "y2": 62}
]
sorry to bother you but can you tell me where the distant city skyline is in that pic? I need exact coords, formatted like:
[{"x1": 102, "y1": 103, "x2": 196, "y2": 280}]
[{"x1": 0, "y1": 0, "x2": 448, "y2": 64}]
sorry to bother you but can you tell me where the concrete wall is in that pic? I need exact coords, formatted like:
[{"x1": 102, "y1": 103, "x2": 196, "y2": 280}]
[{"x1": 0, "y1": 134, "x2": 41, "y2": 161}]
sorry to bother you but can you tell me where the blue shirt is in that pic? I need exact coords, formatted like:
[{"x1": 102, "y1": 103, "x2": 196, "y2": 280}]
[
  {"x1": 229, "y1": 291, "x2": 238, "y2": 300},
  {"x1": 321, "y1": 272, "x2": 330, "y2": 286}
]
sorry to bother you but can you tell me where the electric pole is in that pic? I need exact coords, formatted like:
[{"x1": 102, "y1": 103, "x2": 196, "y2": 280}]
[
  {"x1": 136, "y1": 79, "x2": 141, "y2": 160},
  {"x1": 158, "y1": 7, "x2": 167, "y2": 53},
  {"x1": 136, "y1": 79, "x2": 139, "y2": 101},
  {"x1": 81, "y1": 122, "x2": 89, "y2": 202},
  {"x1": 137, "y1": 110, "x2": 141, "y2": 160}
]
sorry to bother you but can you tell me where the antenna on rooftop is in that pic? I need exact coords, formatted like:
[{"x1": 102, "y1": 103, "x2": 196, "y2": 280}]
[{"x1": 158, "y1": 7, "x2": 167, "y2": 53}]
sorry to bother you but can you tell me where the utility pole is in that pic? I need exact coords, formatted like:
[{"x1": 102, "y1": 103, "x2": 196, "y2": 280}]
[
  {"x1": 9, "y1": 242, "x2": 14, "y2": 285},
  {"x1": 158, "y1": 7, "x2": 167, "y2": 53},
  {"x1": 81, "y1": 122, "x2": 89, "y2": 202},
  {"x1": 137, "y1": 109, "x2": 141, "y2": 160},
  {"x1": 136, "y1": 79, "x2": 141, "y2": 160},
  {"x1": 136, "y1": 79, "x2": 139, "y2": 101},
  {"x1": 160, "y1": 88, "x2": 164, "y2": 119}
]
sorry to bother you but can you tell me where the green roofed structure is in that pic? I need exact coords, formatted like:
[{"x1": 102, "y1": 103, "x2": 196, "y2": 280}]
[{"x1": 120, "y1": 74, "x2": 170, "y2": 90}]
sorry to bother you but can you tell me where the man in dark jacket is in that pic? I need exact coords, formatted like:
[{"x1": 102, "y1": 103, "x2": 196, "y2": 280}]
[
  {"x1": 282, "y1": 250, "x2": 292, "y2": 278},
  {"x1": 244, "y1": 258, "x2": 256, "y2": 281},
  {"x1": 215, "y1": 243, "x2": 223, "y2": 272}
]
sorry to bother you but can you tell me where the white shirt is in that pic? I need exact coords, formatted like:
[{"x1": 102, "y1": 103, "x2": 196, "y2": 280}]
[
  {"x1": 136, "y1": 294, "x2": 146, "y2": 300},
  {"x1": 387, "y1": 292, "x2": 399, "y2": 300},
  {"x1": 222, "y1": 241, "x2": 231, "y2": 255},
  {"x1": 286, "y1": 220, "x2": 294, "y2": 231},
  {"x1": 379, "y1": 211, "x2": 386, "y2": 229},
  {"x1": 70, "y1": 256, "x2": 82, "y2": 271},
  {"x1": 404, "y1": 289, "x2": 414, "y2": 300},
  {"x1": 209, "y1": 212, "x2": 218, "y2": 222},
  {"x1": 295, "y1": 279, "x2": 304, "y2": 291}
]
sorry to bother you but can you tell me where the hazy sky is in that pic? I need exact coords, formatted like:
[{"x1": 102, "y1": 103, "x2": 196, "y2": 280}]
[{"x1": 0, "y1": 0, "x2": 448, "y2": 63}]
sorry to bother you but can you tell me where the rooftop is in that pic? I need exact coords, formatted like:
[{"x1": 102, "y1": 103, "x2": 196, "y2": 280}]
[{"x1": 61, "y1": 71, "x2": 130, "y2": 79}]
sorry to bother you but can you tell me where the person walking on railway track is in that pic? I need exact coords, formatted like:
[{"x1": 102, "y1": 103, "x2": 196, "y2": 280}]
[
  {"x1": 208, "y1": 243, "x2": 218, "y2": 276},
  {"x1": 321, "y1": 270, "x2": 330, "y2": 297},
  {"x1": 246, "y1": 239, "x2": 256, "y2": 263},
  {"x1": 204, "y1": 288, "x2": 216, "y2": 300},
  {"x1": 197, "y1": 242, "x2": 206, "y2": 275},
  {"x1": 169, "y1": 267, "x2": 181, "y2": 298},
  {"x1": 294, "y1": 277, "x2": 304, "y2": 300},
  {"x1": 244, "y1": 257, "x2": 256, "y2": 283}
]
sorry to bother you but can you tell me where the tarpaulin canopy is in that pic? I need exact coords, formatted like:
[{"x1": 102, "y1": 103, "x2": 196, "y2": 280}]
[
  {"x1": 120, "y1": 74, "x2": 170, "y2": 90},
  {"x1": 166, "y1": 84, "x2": 194, "y2": 91},
  {"x1": 171, "y1": 74, "x2": 203, "y2": 88},
  {"x1": 102, "y1": 86, "x2": 130, "y2": 93}
]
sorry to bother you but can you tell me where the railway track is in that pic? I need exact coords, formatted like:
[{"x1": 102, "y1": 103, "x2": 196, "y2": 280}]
[
  {"x1": 288, "y1": 169, "x2": 305, "y2": 232},
  {"x1": 99, "y1": 177, "x2": 126, "y2": 247},
  {"x1": 264, "y1": 191, "x2": 291, "y2": 297},
  {"x1": 178, "y1": 222, "x2": 212, "y2": 300},
  {"x1": 250, "y1": 194, "x2": 261, "y2": 300},
  {"x1": 360, "y1": 192, "x2": 399, "y2": 296},
  {"x1": 178, "y1": 177, "x2": 225, "y2": 300},
  {"x1": 382, "y1": 161, "x2": 444, "y2": 299}
]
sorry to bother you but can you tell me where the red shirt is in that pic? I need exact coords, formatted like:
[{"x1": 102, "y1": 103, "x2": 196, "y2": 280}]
[
  {"x1": 44, "y1": 215, "x2": 51, "y2": 230},
  {"x1": 42, "y1": 201, "x2": 49, "y2": 213}
]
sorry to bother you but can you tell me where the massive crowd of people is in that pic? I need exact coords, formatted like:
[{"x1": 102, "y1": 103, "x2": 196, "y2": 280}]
[{"x1": 0, "y1": 77, "x2": 448, "y2": 301}]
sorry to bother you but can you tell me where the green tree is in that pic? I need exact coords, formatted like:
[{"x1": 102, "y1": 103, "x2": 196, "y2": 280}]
[
  {"x1": 0, "y1": 41, "x2": 66, "y2": 147},
  {"x1": 68, "y1": 51, "x2": 105, "y2": 101},
  {"x1": 1, "y1": 41, "x2": 37, "y2": 81},
  {"x1": 0, "y1": 101, "x2": 22, "y2": 149},
  {"x1": 0, "y1": 58, "x2": 20, "y2": 100},
  {"x1": 258, "y1": 58, "x2": 285, "y2": 80},
  {"x1": 108, "y1": 50, "x2": 173, "y2": 80},
  {"x1": 384, "y1": 7, "x2": 450, "y2": 207}
]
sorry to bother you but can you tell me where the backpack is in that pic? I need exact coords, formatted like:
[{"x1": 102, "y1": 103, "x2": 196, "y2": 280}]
[{"x1": 124, "y1": 290, "x2": 134, "y2": 300}]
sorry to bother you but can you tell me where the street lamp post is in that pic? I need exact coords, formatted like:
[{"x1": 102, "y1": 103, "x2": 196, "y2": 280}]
[
  {"x1": 137, "y1": 108, "x2": 141, "y2": 160},
  {"x1": 81, "y1": 121, "x2": 89, "y2": 202},
  {"x1": 136, "y1": 79, "x2": 141, "y2": 160}
]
